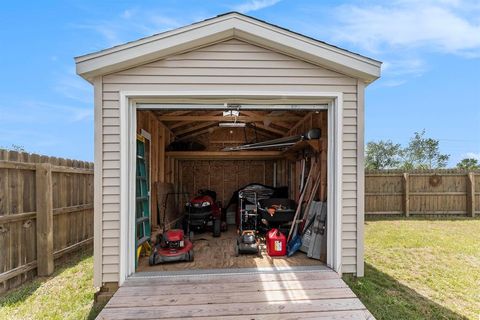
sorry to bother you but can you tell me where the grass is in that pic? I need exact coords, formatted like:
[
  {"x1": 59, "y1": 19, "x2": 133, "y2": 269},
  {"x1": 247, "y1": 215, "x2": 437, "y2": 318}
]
[
  {"x1": 1, "y1": 218, "x2": 479, "y2": 319},
  {"x1": 0, "y1": 249, "x2": 104, "y2": 320},
  {"x1": 344, "y1": 217, "x2": 480, "y2": 320}
]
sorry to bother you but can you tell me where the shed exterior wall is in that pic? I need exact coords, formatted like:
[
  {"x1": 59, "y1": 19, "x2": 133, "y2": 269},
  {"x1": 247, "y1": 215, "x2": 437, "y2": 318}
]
[{"x1": 96, "y1": 39, "x2": 362, "y2": 284}]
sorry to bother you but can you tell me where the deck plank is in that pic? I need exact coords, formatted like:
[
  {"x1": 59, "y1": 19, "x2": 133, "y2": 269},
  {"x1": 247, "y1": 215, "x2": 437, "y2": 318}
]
[
  {"x1": 97, "y1": 269, "x2": 374, "y2": 320},
  {"x1": 98, "y1": 298, "x2": 366, "y2": 319},
  {"x1": 115, "y1": 278, "x2": 348, "y2": 296},
  {"x1": 107, "y1": 288, "x2": 357, "y2": 307}
]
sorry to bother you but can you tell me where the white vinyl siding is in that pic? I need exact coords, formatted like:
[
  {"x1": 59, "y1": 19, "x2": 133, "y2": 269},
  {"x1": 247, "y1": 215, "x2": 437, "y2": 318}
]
[{"x1": 98, "y1": 39, "x2": 360, "y2": 283}]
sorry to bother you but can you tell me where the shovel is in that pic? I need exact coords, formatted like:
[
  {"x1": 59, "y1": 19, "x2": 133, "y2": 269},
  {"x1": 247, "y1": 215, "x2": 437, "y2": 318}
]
[{"x1": 287, "y1": 234, "x2": 302, "y2": 257}]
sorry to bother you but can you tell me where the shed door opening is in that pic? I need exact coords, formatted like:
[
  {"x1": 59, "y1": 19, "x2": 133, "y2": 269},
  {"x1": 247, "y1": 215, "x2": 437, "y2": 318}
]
[{"x1": 134, "y1": 106, "x2": 329, "y2": 273}]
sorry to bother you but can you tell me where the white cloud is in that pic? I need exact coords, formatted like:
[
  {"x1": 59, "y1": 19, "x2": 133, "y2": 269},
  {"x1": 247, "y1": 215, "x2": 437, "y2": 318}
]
[
  {"x1": 331, "y1": 1, "x2": 480, "y2": 57},
  {"x1": 72, "y1": 10, "x2": 184, "y2": 47},
  {"x1": 382, "y1": 58, "x2": 426, "y2": 77},
  {"x1": 233, "y1": 0, "x2": 281, "y2": 13}
]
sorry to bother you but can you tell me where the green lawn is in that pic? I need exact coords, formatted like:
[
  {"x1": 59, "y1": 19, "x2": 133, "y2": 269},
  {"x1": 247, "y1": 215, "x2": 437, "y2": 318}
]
[
  {"x1": 344, "y1": 217, "x2": 480, "y2": 320},
  {"x1": 0, "y1": 249, "x2": 104, "y2": 320},
  {"x1": 2, "y1": 218, "x2": 479, "y2": 319}
]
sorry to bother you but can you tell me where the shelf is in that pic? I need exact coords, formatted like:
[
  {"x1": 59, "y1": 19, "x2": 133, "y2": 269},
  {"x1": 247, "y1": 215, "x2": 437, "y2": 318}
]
[{"x1": 165, "y1": 151, "x2": 284, "y2": 160}]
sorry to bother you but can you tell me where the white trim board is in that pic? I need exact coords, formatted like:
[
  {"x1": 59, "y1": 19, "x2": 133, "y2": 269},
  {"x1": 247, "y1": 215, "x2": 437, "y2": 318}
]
[
  {"x1": 119, "y1": 91, "x2": 344, "y2": 285},
  {"x1": 76, "y1": 13, "x2": 381, "y2": 83},
  {"x1": 93, "y1": 77, "x2": 103, "y2": 287}
]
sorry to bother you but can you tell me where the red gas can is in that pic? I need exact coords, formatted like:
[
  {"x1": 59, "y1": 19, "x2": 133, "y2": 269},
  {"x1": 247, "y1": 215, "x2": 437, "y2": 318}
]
[{"x1": 266, "y1": 228, "x2": 286, "y2": 256}]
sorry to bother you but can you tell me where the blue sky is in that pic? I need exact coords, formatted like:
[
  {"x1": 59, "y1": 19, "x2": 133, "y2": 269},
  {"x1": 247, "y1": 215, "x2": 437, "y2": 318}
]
[{"x1": 0, "y1": 0, "x2": 479, "y2": 165}]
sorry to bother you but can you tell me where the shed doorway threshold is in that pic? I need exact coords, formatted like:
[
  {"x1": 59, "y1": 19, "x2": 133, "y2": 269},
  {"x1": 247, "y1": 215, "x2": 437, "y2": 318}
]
[{"x1": 133, "y1": 264, "x2": 330, "y2": 279}]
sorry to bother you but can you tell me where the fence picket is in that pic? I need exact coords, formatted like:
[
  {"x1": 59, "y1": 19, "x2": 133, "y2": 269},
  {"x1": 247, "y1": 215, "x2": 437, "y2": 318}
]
[
  {"x1": 366, "y1": 170, "x2": 479, "y2": 216},
  {"x1": 0, "y1": 150, "x2": 93, "y2": 293}
]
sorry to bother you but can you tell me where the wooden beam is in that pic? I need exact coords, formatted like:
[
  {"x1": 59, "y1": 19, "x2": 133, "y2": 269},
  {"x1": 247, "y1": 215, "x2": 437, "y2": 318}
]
[
  {"x1": 0, "y1": 261, "x2": 37, "y2": 283},
  {"x1": 241, "y1": 110, "x2": 300, "y2": 131},
  {"x1": 0, "y1": 160, "x2": 36, "y2": 170},
  {"x1": 177, "y1": 127, "x2": 216, "y2": 140},
  {"x1": 53, "y1": 203, "x2": 93, "y2": 215},
  {"x1": 467, "y1": 172, "x2": 475, "y2": 217},
  {"x1": 287, "y1": 112, "x2": 314, "y2": 136},
  {"x1": 0, "y1": 211, "x2": 36, "y2": 223},
  {"x1": 157, "y1": 115, "x2": 302, "y2": 122},
  {"x1": 403, "y1": 173, "x2": 410, "y2": 217},
  {"x1": 53, "y1": 237, "x2": 93, "y2": 259},
  {"x1": 168, "y1": 111, "x2": 223, "y2": 129},
  {"x1": 156, "y1": 110, "x2": 191, "y2": 116},
  {"x1": 159, "y1": 126, "x2": 166, "y2": 182},
  {"x1": 175, "y1": 122, "x2": 217, "y2": 136},
  {"x1": 251, "y1": 122, "x2": 287, "y2": 136},
  {"x1": 149, "y1": 111, "x2": 175, "y2": 137},
  {"x1": 165, "y1": 151, "x2": 283, "y2": 160},
  {"x1": 35, "y1": 163, "x2": 54, "y2": 276}
]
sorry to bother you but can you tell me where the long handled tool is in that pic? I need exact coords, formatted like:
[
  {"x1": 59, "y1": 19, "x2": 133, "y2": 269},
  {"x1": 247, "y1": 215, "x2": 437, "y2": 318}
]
[
  {"x1": 287, "y1": 160, "x2": 322, "y2": 256},
  {"x1": 287, "y1": 159, "x2": 316, "y2": 242},
  {"x1": 223, "y1": 128, "x2": 320, "y2": 151}
]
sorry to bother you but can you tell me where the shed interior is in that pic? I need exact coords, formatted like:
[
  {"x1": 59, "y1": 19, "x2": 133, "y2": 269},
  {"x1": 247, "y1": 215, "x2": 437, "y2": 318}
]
[{"x1": 135, "y1": 107, "x2": 328, "y2": 272}]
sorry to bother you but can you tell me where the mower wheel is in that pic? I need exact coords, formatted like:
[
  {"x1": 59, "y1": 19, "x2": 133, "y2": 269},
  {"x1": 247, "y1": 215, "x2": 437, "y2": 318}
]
[
  {"x1": 213, "y1": 219, "x2": 221, "y2": 237},
  {"x1": 221, "y1": 222, "x2": 228, "y2": 232},
  {"x1": 148, "y1": 253, "x2": 156, "y2": 266},
  {"x1": 188, "y1": 250, "x2": 194, "y2": 262}
]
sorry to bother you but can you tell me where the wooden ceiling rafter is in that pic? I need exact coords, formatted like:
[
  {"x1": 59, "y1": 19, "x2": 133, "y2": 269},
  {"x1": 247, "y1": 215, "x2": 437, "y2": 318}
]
[
  {"x1": 166, "y1": 111, "x2": 224, "y2": 130},
  {"x1": 175, "y1": 121, "x2": 218, "y2": 136},
  {"x1": 147, "y1": 110, "x2": 175, "y2": 137},
  {"x1": 177, "y1": 126, "x2": 218, "y2": 141},
  {"x1": 156, "y1": 110, "x2": 193, "y2": 116},
  {"x1": 287, "y1": 112, "x2": 315, "y2": 136},
  {"x1": 250, "y1": 122, "x2": 287, "y2": 136},
  {"x1": 156, "y1": 115, "x2": 303, "y2": 122}
]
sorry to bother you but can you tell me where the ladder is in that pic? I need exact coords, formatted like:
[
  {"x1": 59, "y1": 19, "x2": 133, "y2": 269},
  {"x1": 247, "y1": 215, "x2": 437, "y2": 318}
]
[{"x1": 135, "y1": 135, "x2": 151, "y2": 267}]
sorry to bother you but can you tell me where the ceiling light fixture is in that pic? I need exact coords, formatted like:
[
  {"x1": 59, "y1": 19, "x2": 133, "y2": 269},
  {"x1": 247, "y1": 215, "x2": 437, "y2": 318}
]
[
  {"x1": 222, "y1": 110, "x2": 240, "y2": 117},
  {"x1": 218, "y1": 122, "x2": 246, "y2": 128}
]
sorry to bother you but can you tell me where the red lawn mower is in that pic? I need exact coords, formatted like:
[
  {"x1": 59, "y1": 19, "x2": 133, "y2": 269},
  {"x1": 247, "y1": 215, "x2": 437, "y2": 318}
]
[
  {"x1": 185, "y1": 189, "x2": 226, "y2": 238},
  {"x1": 149, "y1": 192, "x2": 194, "y2": 265},
  {"x1": 149, "y1": 229, "x2": 194, "y2": 265}
]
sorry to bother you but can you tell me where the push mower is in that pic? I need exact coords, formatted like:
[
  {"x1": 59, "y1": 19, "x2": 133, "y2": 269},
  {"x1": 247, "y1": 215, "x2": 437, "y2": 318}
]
[
  {"x1": 185, "y1": 189, "x2": 225, "y2": 237},
  {"x1": 235, "y1": 189, "x2": 260, "y2": 256},
  {"x1": 149, "y1": 229, "x2": 194, "y2": 265},
  {"x1": 149, "y1": 192, "x2": 194, "y2": 265}
]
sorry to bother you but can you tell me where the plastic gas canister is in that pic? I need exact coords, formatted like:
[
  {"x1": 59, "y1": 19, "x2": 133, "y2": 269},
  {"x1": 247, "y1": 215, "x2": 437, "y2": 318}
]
[{"x1": 266, "y1": 228, "x2": 286, "y2": 256}]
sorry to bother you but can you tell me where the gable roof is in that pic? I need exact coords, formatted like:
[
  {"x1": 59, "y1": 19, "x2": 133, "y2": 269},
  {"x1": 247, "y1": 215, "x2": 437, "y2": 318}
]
[{"x1": 75, "y1": 12, "x2": 381, "y2": 83}]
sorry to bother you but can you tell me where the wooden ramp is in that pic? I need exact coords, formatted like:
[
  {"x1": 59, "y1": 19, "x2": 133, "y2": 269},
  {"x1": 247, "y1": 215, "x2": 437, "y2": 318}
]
[{"x1": 96, "y1": 267, "x2": 374, "y2": 320}]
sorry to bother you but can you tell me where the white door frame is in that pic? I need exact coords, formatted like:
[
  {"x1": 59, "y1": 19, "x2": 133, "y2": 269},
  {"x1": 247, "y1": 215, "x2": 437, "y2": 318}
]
[{"x1": 119, "y1": 91, "x2": 343, "y2": 285}]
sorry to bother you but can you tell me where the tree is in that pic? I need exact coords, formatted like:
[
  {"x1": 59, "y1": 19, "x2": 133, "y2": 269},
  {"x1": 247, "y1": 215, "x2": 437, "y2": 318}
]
[
  {"x1": 0, "y1": 144, "x2": 26, "y2": 152},
  {"x1": 365, "y1": 140, "x2": 402, "y2": 170},
  {"x1": 401, "y1": 129, "x2": 449, "y2": 169},
  {"x1": 456, "y1": 158, "x2": 480, "y2": 170}
]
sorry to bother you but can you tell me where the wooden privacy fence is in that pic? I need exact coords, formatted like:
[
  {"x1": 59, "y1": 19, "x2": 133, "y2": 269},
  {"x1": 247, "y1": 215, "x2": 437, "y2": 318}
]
[
  {"x1": 0, "y1": 150, "x2": 94, "y2": 293},
  {"x1": 365, "y1": 169, "x2": 479, "y2": 217}
]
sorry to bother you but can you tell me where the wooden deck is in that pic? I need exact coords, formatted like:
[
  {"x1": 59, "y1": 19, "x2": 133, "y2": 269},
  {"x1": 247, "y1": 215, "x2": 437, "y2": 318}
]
[{"x1": 97, "y1": 267, "x2": 374, "y2": 319}]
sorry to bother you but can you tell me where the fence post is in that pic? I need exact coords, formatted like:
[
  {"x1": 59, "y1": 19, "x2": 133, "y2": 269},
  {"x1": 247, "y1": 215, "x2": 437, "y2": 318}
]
[
  {"x1": 36, "y1": 163, "x2": 54, "y2": 276},
  {"x1": 403, "y1": 173, "x2": 410, "y2": 217},
  {"x1": 467, "y1": 172, "x2": 475, "y2": 217}
]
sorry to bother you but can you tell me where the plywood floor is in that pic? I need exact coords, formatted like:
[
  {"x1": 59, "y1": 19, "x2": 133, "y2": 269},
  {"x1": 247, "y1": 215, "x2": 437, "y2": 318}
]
[
  {"x1": 137, "y1": 227, "x2": 322, "y2": 272},
  {"x1": 97, "y1": 268, "x2": 374, "y2": 320}
]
